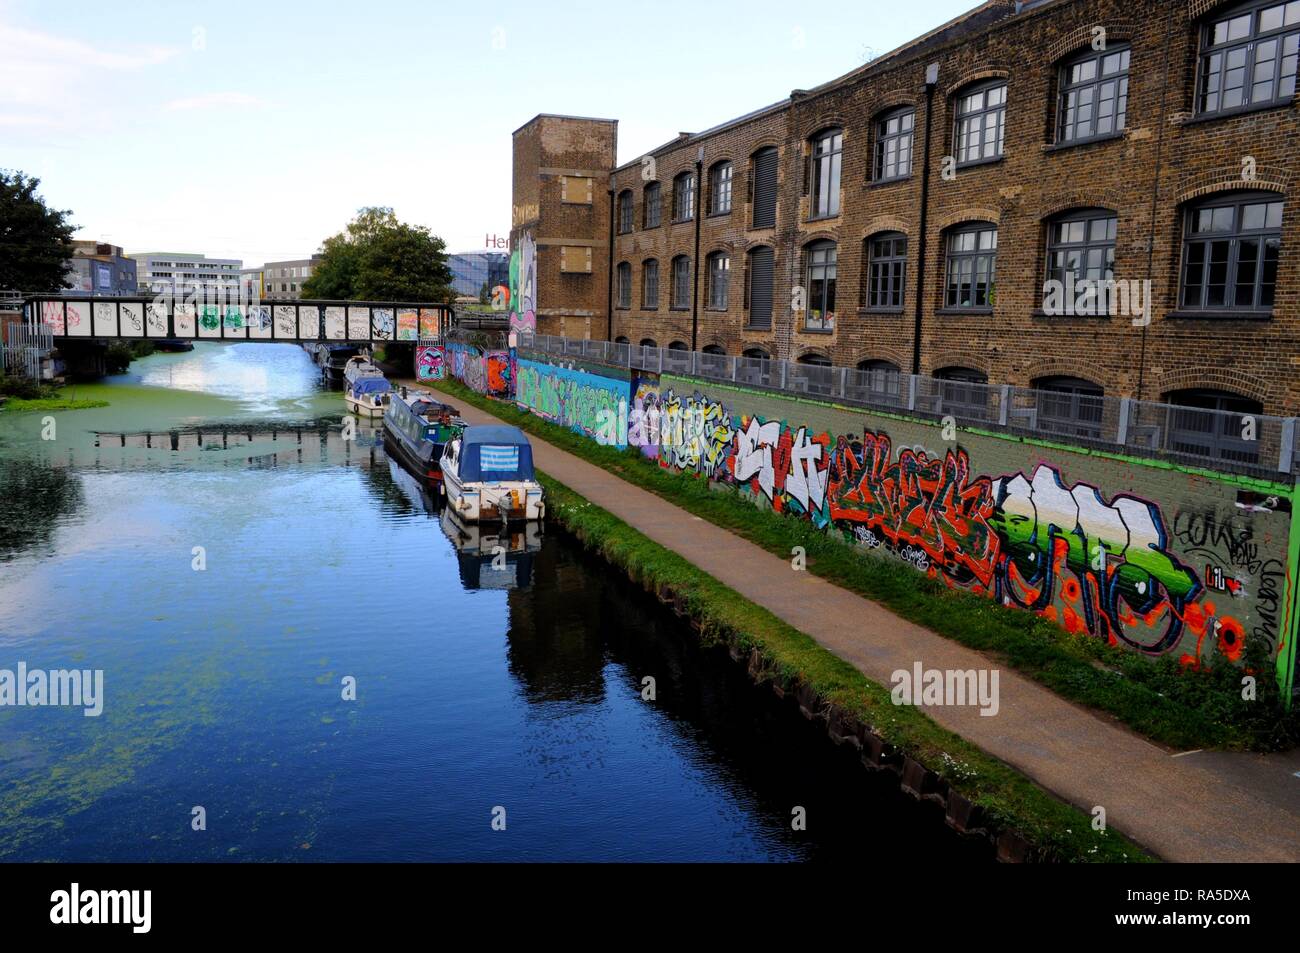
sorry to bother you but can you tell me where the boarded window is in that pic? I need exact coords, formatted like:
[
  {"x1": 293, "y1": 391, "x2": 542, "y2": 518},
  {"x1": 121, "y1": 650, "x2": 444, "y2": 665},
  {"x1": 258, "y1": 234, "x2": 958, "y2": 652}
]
[
  {"x1": 560, "y1": 246, "x2": 592, "y2": 273},
  {"x1": 561, "y1": 176, "x2": 594, "y2": 204}
]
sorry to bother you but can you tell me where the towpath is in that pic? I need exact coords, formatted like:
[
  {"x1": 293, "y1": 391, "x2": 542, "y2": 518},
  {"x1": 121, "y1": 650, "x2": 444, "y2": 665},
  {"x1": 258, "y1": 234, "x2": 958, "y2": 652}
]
[{"x1": 447, "y1": 397, "x2": 1300, "y2": 863}]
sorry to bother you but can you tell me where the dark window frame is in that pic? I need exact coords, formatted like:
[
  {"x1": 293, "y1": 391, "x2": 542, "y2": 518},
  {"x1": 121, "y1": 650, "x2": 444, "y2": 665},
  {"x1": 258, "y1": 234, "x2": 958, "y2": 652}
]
[
  {"x1": 643, "y1": 182, "x2": 662, "y2": 228},
  {"x1": 642, "y1": 258, "x2": 659, "y2": 310},
  {"x1": 1195, "y1": 0, "x2": 1300, "y2": 118},
  {"x1": 709, "y1": 161, "x2": 733, "y2": 215},
  {"x1": 706, "y1": 252, "x2": 730, "y2": 310},
  {"x1": 615, "y1": 261, "x2": 632, "y2": 309},
  {"x1": 943, "y1": 223, "x2": 998, "y2": 311},
  {"x1": 808, "y1": 128, "x2": 843, "y2": 219},
  {"x1": 1043, "y1": 208, "x2": 1119, "y2": 315},
  {"x1": 617, "y1": 190, "x2": 634, "y2": 234},
  {"x1": 1033, "y1": 375, "x2": 1105, "y2": 438},
  {"x1": 670, "y1": 255, "x2": 692, "y2": 310},
  {"x1": 673, "y1": 172, "x2": 695, "y2": 223},
  {"x1": 864, "y1": 232, "x2": 908, "y2": 311},
  {"x1": 954, "y1": 80, "x2": 1008, "y2": 167},
  {"x1": 1178, "y1": 191, "x2": 1283, "y2": 314},
  {"x1": 804, "y1": 240, "x2": 838, "y2": 331},
  {"x1": 874, "y1": 107, "x2": 916, "y2": 182},
  {"x1": 1056, "y1": 44, "x2": 1131, "y2": 145},
  {"x1": 1164, "y1": 388, "x2": 1264, "y2": 463}
]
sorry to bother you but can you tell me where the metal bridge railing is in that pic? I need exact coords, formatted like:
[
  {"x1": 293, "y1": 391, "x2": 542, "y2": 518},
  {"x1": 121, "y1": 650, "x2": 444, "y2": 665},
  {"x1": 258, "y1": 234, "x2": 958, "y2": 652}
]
[{"x1": 515, "y1": 332, "x2": 1299, "y2": 479}]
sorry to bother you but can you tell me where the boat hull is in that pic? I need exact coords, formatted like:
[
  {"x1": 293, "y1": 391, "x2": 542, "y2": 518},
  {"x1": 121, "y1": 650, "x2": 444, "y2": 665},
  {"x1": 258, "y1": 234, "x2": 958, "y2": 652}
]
[{"x1": 442, "y1": 467, "x2": 545, "y2": 522}]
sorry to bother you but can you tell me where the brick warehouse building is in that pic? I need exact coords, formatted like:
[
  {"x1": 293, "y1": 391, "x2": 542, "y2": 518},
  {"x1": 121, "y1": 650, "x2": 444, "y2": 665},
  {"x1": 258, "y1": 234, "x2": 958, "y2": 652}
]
[{"x1": 511, "y1": 0, "x2": 1300, "y2": 423}]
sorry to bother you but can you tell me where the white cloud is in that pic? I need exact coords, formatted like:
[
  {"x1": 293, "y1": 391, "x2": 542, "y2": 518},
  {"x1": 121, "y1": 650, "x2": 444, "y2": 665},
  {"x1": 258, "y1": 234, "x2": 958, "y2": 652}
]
[
  {"x1": 0, "y1": 23, "x2": 177, "y2": 73},
  {"x1": 162, "y1": 92, "x2": 270, "y2": 112}
]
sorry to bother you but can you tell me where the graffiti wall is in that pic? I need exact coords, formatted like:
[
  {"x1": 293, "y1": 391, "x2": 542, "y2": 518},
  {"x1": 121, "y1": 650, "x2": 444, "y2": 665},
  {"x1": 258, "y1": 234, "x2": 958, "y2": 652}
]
[
  {"x1": 508, "y1": 231, "x2": 536, "y2": 334},
  {"x1": 515, "y1": 359, "x2": 629, "y2": 448},
  {"x1": 415, "y1": 344, "x2": 445, "y2": 382},
  {"x1": 616, "y1": 373, "x2": 1294, "y2": 677},
  {"x1": 446, "y1": 342, "x2": 511, "y2": 397}
]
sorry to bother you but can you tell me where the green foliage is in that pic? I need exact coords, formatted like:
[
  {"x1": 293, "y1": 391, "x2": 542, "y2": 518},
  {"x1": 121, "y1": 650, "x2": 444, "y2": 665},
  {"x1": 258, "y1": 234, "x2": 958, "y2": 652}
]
[
  {"x1": 301, "y1": 207, "x2": 453, "y2": 302},
  {"x1": 436, "y1": 377, "x2": 1300, "y2": 752},
  {"x1": 478, "y1": 281, "x2": 490, "y2": 305},
  {"x1": 104, "y1": 340, "x2": 156, "y2": 375},
  {"x1": 0, "y1": 170, "x2": 76, "y2": 293}
]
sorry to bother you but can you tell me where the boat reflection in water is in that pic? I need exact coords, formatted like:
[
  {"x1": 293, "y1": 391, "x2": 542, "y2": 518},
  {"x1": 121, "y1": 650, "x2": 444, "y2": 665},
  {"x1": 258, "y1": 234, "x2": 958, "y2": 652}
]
[
  {"x1": 384, "y1": 457, "x2": 541, "y2": 590},
  {"x1": 440, "y1": 507, "x2": 541, "y2": 590}
]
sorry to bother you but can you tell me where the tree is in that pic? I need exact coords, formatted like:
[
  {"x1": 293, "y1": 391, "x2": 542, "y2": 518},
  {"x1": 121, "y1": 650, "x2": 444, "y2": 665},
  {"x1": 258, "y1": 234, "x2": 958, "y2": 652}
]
[
  {"x1": 478, "y1": 281, "x2": 490, "y2": 305},
  {"x1": 0, "y1": 170, "x2": 75, "y2": 293},
  {"x1": 302, "y1": 207, "x2": 453, "y2": 303}
]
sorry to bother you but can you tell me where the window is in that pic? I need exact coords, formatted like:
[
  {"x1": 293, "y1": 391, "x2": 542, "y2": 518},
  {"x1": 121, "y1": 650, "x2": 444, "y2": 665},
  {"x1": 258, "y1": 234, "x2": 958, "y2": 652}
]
[
  {"x1": 742, "y1": 347, "x2": 770, "y2": 360},
  {"x1": 615, "y1": 336, "x2": 630, "y2": 345},
  {"x1": 644, "y1": 182, "x2": 662, "y2": 228},
  {"x1": 809, "y1": 128, "x2": 843, "y2": 218},
  {"x1": 642, "y1": 259, "x2": 659, "y2": 309},
  {"x1": 709, "y1": 162, "x2": 733, "y2": 215},
  {"x1": 616, "y1": 262, "x2": 632, "y2": 309},
  {"x1": 668, "y1": 340, "x2": 689, "y2": 351},
  {"x1": 1044, "y1": 209, "x2": 1118, "y2": 315},
  {"x1": 804, "y1": 241, "x2": 837, "y2": 331},
  {"x1": 1197, "y1": 0, "x2": 1300, "y2": 116},
  {"x1": 640, "y1": 338, "x2": 658, "y2": 348},
  {"x1": 955, "y1": 82, "x2": 1007, "y2": 165},
  {"x1": 797, "y1": 352, "x2": 832, "y2": 366},
  {"x1": 673, "y1": 172, "x2": 695, "y2": 222},
  {"x1": 935, "y1": 367, "x2": 990, "y2": 419},
  {"x1": 747, "y1": 246, "x2": 774, "y2": 329},
  {"x1": 618, "y1": 190, "x2": 634, "y2": 234},
  {"x1": 751, "y1": 147, "x2": 778, "y2": 228},
  {"x1": 707, "y1": 253, "x2": 730, "y2": 309},
  {"x1": 671, "y1": 255, "x2": 691, "y2": 309},
  {"x1": 875, "y1": 108, "x2": 915, "y2": 181},
  {"x1": 1164, "y1": 389, "x2": 1264, "y2": 463},
  {"x1": 864, "y1": 232, "x2": 907, "y2": 310},
  {"x1": 702, "y1": 344, "x2": 726, "y2": 355},
  {"x1": 944, "y1": 224, "x2": 998, "y2": 310},
  {"x1": 1033, "y1": 376, "x2": 1105, "y2": 438},
  {"x1": 1057, "y1": 46, "x2": 1130, "y2": 143},
  {"x1": 1179, "y1": 192, "x2": 1283, "y2": 312},
  {"x1": 858, "y1": 359, "x2": 901, "y2": 401}
]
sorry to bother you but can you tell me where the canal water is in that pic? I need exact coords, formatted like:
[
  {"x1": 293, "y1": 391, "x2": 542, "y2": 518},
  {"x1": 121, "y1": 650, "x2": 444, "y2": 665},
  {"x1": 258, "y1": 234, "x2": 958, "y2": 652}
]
[{"x1": 0, "y1": 343, "x2": 987, "y2": 862}]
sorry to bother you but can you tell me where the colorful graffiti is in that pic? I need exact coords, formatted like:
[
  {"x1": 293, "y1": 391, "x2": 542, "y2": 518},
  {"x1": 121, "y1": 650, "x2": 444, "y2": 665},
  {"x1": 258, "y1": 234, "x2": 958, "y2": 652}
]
[
  {"x1": 446, "y1": 342, "x2": 511, "y2": 397},
  {"x1": 416, "y1": 344, "x2": 445, "y2": 382},
  {"x1": 508, "y1": 231, "x2": 536, "y2": 334},
  {"x1": 515, "y1": 359, "x2": 628, "y2": 448},
  {"x1": 628, "y1": 378, "x2": 662, "y2": 459}
]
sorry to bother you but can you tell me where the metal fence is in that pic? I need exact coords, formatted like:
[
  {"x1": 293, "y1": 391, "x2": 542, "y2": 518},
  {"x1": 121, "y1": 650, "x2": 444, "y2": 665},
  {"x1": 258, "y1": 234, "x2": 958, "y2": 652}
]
[
  {"x1": 518, "y1": 332, "x2": 1299, "y2": 480},
  {"x1": 2, "y1": 321, "x2": 53, "y2": 382}
]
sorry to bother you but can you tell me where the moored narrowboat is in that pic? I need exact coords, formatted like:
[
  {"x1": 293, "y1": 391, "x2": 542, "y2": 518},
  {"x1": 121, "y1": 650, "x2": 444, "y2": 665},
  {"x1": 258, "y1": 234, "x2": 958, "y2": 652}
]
[
  {"x1": 440, "y1": 425, "x2": 545, "y2": 522},
  {"x1": 382, "y1": 387, "x2": 464, "y2": 482}
]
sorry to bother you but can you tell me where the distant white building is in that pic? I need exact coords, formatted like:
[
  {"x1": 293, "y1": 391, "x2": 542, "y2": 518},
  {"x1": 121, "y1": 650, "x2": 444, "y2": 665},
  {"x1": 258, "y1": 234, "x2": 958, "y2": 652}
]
[
  {"x1": 128, "y1": 252, "x2": 242, "y2": 297},
  {"x1": 261, "y1": 256, "x2": 321, "y2": 300}
]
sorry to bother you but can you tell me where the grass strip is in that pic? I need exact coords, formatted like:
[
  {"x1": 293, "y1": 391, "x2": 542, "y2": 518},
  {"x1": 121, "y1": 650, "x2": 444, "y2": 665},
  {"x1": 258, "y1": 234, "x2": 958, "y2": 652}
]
[
  {"x1": 1, "y1": 397, "x2": 109, "y2": 412},
  {"x1": 539, "y1": 472, "x2": 1149, "y2": 862},
  {"x1": 435, "y1": 376, "x2": 1298, "y2": 752}
]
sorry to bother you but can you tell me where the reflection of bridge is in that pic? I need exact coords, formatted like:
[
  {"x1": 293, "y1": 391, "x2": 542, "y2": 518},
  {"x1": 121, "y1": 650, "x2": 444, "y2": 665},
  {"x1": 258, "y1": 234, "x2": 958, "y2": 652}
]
[{"x1": 23, "y1": 296, "x2": 453, "y2": 344}]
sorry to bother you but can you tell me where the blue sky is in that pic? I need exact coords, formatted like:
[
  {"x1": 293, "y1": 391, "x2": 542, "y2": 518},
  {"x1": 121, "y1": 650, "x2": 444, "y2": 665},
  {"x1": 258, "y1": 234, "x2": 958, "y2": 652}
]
[{"x1": 1, "y1": 0, "x2": 978, "y2": 267}]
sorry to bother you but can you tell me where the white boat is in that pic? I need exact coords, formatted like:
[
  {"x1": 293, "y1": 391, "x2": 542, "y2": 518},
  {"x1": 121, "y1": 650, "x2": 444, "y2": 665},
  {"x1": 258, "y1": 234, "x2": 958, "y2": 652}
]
[
  {"x1": 343, "y1": 355, "x2": 391, "y2": 417},
  {"x1": 343, "y1": 355, "x2": 385, "y2": 385},
  {"x1": 441, "y1": 425, "x2": 545, "y2": 522}
]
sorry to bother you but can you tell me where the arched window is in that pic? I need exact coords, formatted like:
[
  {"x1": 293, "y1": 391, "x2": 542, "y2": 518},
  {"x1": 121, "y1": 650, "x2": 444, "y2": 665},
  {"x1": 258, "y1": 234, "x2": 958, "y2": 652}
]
[
  {"x1": 875, "y1": 108, "x2": 915, "y2": 181},
  {"x1": 706, "y1": 252, "x2": 730, "y2": 310},
  {"x1": 742, "y1": 347, "x2": 770, "y2": 360},
  {"x1": 751, "y1": 147, "x2": 778, "y2": 228},
  {"x1": 746, "y1": 246, "x2": 774, "y2": 329},
  {"x1": 955, "y1": 80, "x2": 1007, "y2": 165},
  {"x1": 808, "y1": 128, "x2": 843, "y2": 218},
  {"x1": 709, "y1": 161, "x2": 733, "y2": 215},
  {"x1": 1196, "y1": 0, "x2": 1300, "y2": 117},
  {"x1": 943, "y1": 223, "x2": 998, "y2": 310},
  {"x1": 1033, "y1": 375, "x2": 1105, "y2": 438},
  {"x1": 804, "y1": 240, "x2": 837, "y2": 331},
  {"x1": 1164, "y1": 388, "x2": 1264, "y2": 463},
  {"x1": 617, "y1": 190, "x2": 634, "y2": 234},
  {"x1": 643, "y1": 182, "x2": 662, "y2": 228},
  {"x1": 702, "y1": 344, "x2": 727, "y2": 355},
  {"x1": 640, "y1": 338, "x2": 659, "y2": 348},
  {"x1": 671, "y1": 255, "x2": 692, "y2": 310},
  {"x1": 1057, "y1": 45, "x2": 1130, "y2": 144},
  {"x1": 642, "y1": 259, "x2": 659, "y2": 309},
  {"x1": 1044, "y1": 209, "x2": 1118, "y2": 316},
  {"x1": 668, "y1": 340, "x2": 689, "y2": 351},
  {"x1": 615, "y1": 336, "x2": 630, "y2": 345},
  {"x1": 797, "y1": 352, "x2": 832, "y2": 366},
  {"x1": 673, "y1": 171, "x2": 695, "y2": 222},
  {"x1": 935, "y1": 366, "x2": 989, "y2": 419},
  {"x1": 864, "y1": 232, "x2": 907, "y2": 310},
  {"x1": 615, "y1": 262, "x2": 632, "y2": 309},
  {"x1": 857, "y1": 359, "x2": 901, "y2": 400},
  {"x1": 1179, "y1": 191, "x2": 1283, "y2": 313}
]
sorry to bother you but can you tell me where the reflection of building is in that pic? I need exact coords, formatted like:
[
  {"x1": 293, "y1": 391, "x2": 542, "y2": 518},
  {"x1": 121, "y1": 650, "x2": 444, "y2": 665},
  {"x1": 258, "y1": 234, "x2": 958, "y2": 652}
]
[
  {"x1": 448, "y1": 252, "x2": 509, "y2": 300},
  {"x1": 63, "y1": 241, "x2": 137, "y2": 295},
  {"x1": 262, "y1": 256, "x2": 321, "y2": 299},
  {"x1": 128, "y1": 252, "x2": 241, "y2": 296}
]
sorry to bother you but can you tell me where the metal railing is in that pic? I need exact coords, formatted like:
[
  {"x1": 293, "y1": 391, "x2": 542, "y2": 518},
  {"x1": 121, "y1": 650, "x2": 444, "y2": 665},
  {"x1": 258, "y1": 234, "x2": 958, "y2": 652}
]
[
  {"x1": 2, "y1": 321, "x2": 54, "y2": 381},
  {"x1": 517, "y1": 332, "x2": 1299, "y2": 479}
]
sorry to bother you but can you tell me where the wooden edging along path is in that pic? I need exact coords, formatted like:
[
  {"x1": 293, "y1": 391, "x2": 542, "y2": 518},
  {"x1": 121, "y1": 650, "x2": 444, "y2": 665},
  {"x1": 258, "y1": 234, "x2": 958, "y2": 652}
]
[{"x1": 444, "y1": 396, "x2": 1300, "y2": 863}]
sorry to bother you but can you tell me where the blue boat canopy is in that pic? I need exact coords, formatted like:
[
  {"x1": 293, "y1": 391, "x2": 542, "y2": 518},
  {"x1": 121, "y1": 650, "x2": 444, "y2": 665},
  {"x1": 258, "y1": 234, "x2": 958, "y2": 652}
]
[
  {"x1": 351, "y1": 377, "x2": 391, "y2": 395},
  {"x1": 459, "y1": 425, "x2": 535, "y2": 482}
]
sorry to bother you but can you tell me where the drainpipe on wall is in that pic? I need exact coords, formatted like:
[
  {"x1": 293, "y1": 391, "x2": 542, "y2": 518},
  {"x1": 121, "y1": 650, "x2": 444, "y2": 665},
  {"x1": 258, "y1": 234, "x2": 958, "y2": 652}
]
[
  {"x1": 911, "y1": 62, "x2": 940, "y2": 377},
  {"x1": 606, "y1": 179, "x2": 616, "y2": 342},
  {"x1": 691, "y1": 147, "x2": 704, "y2": 351}
]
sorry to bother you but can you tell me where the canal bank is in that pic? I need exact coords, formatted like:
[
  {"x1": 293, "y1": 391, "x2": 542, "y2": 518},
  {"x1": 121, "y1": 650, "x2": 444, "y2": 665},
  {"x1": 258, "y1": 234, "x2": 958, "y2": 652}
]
[{"x1": 433, "y1": 382, "x2": 1300, "y2": 863}]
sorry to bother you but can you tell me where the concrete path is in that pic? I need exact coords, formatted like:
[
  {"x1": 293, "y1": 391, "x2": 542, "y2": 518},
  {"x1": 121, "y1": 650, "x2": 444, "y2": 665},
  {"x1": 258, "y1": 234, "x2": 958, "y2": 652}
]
[{"x1": 449, "y1": 397, "x2": 1300, "y2": 863}]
